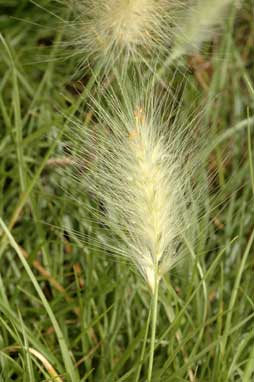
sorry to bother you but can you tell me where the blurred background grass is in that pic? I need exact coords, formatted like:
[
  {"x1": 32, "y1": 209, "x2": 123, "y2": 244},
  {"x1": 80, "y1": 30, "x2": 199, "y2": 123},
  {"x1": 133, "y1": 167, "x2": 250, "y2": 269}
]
[{"x1": 0, "y1": 1, "x2": 254, "y2": 381}]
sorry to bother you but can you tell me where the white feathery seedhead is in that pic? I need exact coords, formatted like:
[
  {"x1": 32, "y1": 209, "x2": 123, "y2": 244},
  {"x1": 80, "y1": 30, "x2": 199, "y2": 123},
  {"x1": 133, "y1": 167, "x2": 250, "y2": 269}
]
[
  {"x1": 69, "y1": 0, "x2": 180, "y2": 68},
  {"x1": 171, "y1": 0, "x2": 239, "y2": 58},
  {"x1": 65, "y1": 0, "x2": 239, "y2": 72},
  {"x1": 68, "y1": 83, "x2": 201, "y2": 293}
]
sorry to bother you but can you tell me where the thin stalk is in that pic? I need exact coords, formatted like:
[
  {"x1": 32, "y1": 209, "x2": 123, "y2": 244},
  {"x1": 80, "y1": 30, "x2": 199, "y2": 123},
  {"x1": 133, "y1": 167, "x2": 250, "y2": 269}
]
[
  {"x1": 247, "y1": 112, "x2": 254, "y2": 196},
  {"x1": 135, "y1": 304, "x2": 151, "y2": 382},
  {"x1": 147, "y1": 271, "x2": 159, "y2": 382}
]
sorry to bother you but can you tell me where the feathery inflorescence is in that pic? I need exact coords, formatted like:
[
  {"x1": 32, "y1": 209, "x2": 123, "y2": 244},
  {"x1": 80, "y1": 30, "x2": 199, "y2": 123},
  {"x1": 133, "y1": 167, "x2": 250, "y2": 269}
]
[
  {"x1": 66, "y1": 82, "x2": 203, "y2": 293},
  {"x1": 170, "y1": 0, "x2": 238, "y2": 60},
  {"x1": 64, "y1": 0, "x2": 239, "y2": 74},
  {"x1": 68, "y1": 0, "x2": 180, "y2": 70}
]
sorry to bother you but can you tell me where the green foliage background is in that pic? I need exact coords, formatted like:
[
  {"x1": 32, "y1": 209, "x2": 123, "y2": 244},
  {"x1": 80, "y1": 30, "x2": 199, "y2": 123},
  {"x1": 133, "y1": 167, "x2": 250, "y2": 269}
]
[{"x1": 0, "y1": 1, "x2": 254, "y2": 381}]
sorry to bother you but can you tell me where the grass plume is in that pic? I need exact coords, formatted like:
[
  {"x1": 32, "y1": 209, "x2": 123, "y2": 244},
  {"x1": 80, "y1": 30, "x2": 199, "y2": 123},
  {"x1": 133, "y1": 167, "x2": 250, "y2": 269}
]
[
  {"x1": 66, "y1": 0, "x2": 181, "y2": 71},
  {"x1": 61, "y1": 0, "x2": 240, "y2": 76},
  {"x1": 170, "y1": 0, "x2": 239, "y2": 60},
  {"x1": 62, "y1": 79, "x2": 208, "y2": 380},
  {"x1": 65, "y1": 80, "x2": 203, "y2": 294}
]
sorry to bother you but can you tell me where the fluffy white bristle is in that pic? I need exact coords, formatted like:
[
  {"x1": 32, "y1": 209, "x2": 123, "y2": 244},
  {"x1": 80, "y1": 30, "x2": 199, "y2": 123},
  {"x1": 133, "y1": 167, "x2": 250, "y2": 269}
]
[
  {"x1": 70, "y1": 0, "x2": 178, "y2": 67},
  {"x1": 66, "y1": 82, "x2": 202, "y2": 293},
  {"x1": 171, "y1": 0, "x2": 238, "y2": 58}
]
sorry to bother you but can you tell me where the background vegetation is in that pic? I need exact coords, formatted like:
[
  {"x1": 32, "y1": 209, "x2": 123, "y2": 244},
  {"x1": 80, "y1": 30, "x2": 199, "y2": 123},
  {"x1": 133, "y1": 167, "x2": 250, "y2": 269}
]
[{"x1": 0, "y1": 1, "x2": 254, "y2": 381}]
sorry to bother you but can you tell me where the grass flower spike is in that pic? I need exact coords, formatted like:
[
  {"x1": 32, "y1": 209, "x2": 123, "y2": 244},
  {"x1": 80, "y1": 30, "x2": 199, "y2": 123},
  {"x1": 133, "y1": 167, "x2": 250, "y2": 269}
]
[
  {"x1": 170, "y1": 0, "x2": 238, "y2": 60},
  {"x1": 65, "y1": 0, "x2": 239, "y2": 75},
  {"x1": 65, "y1": 80, "x2": 204, "y2": 380},
  {"x1": 69, "y1": 0, "x2": 178, "y2": 69},
  {"x1": 67, "y1": 82, "x2": 200, "y2": 294}
]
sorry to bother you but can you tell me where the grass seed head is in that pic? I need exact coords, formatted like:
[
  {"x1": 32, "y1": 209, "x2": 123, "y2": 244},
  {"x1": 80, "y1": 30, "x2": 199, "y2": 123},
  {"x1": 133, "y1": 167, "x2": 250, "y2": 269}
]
[
  {"x1": 66, "y1": 79, "x2": 204, "y2": 293},
  {"x1": 69, "y1": 0, "x2": 181, "y2": 69},
  {"x1": 61, "y1": 0, "x2": 240, "y2": 74},
  {"x1": 171, "y1": 0, "x2": 239, "y2": 58}
]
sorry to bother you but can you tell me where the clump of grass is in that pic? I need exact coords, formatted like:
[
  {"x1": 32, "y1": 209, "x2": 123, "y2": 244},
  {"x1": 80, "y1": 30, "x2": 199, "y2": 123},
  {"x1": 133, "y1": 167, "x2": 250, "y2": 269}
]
[{"x1": 1, "y1": 1, "x2": 253, "y2": 382}]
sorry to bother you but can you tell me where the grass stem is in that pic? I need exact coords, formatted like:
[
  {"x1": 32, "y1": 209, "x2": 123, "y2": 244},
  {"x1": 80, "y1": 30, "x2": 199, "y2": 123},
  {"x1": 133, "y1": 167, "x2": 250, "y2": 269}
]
[
  {"x1": 135, "y1": 304, "x2": 151, "y2": 382},
  {"x1": 147, "y1": 272, "x2": 159, "y2": 382}
]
